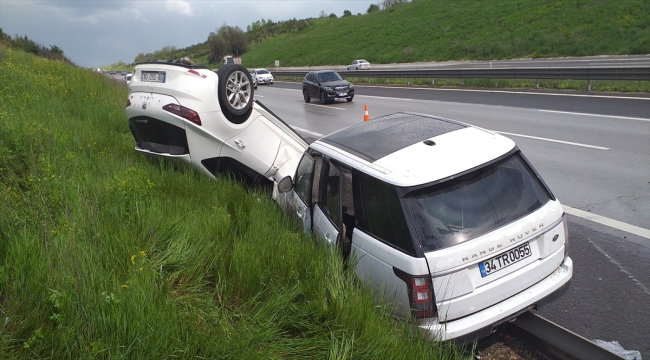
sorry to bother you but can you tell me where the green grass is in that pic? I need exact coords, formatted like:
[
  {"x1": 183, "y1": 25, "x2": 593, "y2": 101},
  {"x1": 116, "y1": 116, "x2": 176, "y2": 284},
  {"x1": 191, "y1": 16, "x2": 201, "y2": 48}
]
[
  {"x1": 240, "y1": 0, "x2": 649, "y2": 68},
  {"x1": 0, "y1": 46, "x2": 467, "y2": 359}
]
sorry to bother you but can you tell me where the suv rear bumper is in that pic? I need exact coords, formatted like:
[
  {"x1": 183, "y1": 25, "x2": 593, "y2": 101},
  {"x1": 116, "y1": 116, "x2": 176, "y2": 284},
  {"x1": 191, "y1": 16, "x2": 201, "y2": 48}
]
[{"x1": 417, "y1": 256, "x2": 572, "y2": 343}]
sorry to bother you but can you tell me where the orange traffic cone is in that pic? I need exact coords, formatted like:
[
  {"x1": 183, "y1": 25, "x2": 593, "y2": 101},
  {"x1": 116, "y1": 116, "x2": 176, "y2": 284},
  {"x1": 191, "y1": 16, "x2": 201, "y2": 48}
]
[{"x1": 363, "y1": 104, "x2": 370, "y2": 122}]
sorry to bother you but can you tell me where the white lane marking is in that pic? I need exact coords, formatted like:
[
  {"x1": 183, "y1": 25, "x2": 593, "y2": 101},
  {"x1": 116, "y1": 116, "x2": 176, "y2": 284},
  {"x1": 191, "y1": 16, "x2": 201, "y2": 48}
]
[
  {"x1": 539, "y1": 109, "x2": 650, "y2": 122},
  {"x1": 357, "y1": 84, "x2": 650, "y2": 100},
  {"x1": 275, "y1": 81, "x2": 650, "y2": 100},
  {"x1": 586, "y1": 238, "x2": 650, "y2": 298},
  {"x1": 292, "y1": 126, "x2": 323, "y2": 138},
  {"x1": 494, "y1": 131, "x2": 610, "y2": 150},
  {"x1": 305, "y1": 103, "x2": 346, "y2": 110},
  {"x1": 564, "y1": 205, "x2": 650, "y2": 239}
]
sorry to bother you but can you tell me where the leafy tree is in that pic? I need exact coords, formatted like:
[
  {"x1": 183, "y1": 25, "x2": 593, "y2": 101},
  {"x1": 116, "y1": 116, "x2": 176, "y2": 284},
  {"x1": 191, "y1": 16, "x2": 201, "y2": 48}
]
[
  {"x1": 367, "y1": 4, "x2": 380, "y2": 13},
  {"x1": 328, "y1": 13, "x2": 337, "y2": 18},
  {"x1": 49, "y1": 45, "x2": 64, "y2": 56},
  {"x1": 12, "y1": 35, "x2": 39, "y2": 54},
  {"x1": 381, "y1": 0, "x2": 409, "y2": 9},
  {"x1": 134, "y1": 53, "x2": 147, "y2": 63},
  {"x1": 343, "y1": 10, "x2": 352, "y2": 17},
  {"x1": 207, "y1": 24, "x2": 247, "y2": 63}
]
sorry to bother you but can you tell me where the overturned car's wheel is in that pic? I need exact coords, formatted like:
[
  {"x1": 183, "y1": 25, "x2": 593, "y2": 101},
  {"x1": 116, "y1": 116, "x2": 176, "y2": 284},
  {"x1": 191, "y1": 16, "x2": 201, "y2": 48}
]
[{"x1": 217, "y1": 64, "x2": 254, "y2": 124}]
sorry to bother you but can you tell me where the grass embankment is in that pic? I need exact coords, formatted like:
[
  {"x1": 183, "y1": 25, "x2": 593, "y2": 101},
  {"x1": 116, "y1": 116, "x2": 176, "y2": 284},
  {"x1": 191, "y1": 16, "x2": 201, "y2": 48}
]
[
  {"x1": 0, "y1": 47, "x2": 465, "y2": 358},
  {"x1": 242, "y1": 0, "x2": 649, "y2": 67}
]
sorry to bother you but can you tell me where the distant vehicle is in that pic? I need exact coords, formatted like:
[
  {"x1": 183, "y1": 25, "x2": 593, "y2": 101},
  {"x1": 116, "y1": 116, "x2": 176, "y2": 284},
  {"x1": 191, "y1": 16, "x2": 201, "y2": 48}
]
[
  {"x1": 302, "y1": 70, "x2": 354, "y2": 104},
  {"x1": 125, "y1": 72, "x2": 133, "y2": 85},
  {"x1": 110, "y1": 71, "x2": 116, "y2": 75},
  {"x1": 347, "y1": 59, "x2": 371, "y2": 70},
  {"x1": 121, "y1": 71, "x2": 126, "y2": 76},
  {"x1": 253, "y1": 69, "x2": 273, "y2": 85},
  {"x1": 224, "y1": 56, "x2": 242, "y2": 65},
  {"x1": 250, "y1": 70, "x2": 258, "y2": 89}
]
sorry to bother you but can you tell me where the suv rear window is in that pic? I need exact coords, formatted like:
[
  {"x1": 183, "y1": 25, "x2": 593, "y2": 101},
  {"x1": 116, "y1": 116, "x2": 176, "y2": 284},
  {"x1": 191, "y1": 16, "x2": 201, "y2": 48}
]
[{"x1": 405, "y1": 153, "x2": 551, "y2": 252}]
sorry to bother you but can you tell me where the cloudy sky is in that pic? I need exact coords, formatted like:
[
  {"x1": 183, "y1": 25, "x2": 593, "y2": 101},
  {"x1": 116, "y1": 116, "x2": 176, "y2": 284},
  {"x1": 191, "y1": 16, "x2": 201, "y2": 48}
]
[{"x1": 0, "y1": 0, "x2": 378, "y2": 68}]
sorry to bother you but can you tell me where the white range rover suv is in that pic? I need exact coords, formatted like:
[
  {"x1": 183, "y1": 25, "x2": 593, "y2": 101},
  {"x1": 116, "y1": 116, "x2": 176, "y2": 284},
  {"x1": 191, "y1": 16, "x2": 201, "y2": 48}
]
[{"x1": 125, "y1": 60, "x2": 572, "y2": 344}]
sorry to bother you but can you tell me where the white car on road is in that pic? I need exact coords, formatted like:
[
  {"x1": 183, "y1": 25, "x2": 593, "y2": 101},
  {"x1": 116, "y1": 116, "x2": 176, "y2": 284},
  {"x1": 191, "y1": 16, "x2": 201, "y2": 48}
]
[
  {"x1": 125, "y1": 60, "x2": 572, "y2": 344},
  {"x1": 347, "y1": 59, "x2": 371, "y2": 70},
  {"x1": 253, "y1": 68, "x2": 274, "y2": 84}
]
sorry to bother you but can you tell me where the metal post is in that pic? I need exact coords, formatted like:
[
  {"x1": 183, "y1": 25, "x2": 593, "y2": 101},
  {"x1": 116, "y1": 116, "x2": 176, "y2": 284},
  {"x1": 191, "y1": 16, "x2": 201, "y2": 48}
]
[
  {"x1": 536, "y1": 79, "x2": 539, "y2": 89},
  {"x1": 432, "y1": 78, "x2": 435, "y2": 86},
  {"x1": 588, "y1": 80, "x2": 592, "y2": 92},
  {"x1": 407, "y1": 78, "x2": 410, "y2": 86},
  {"x1": 495, "y1": 79, "x2": 498, "y2": 87},
  {"x1": 460, "y1": 78, "x2": 464, "y2": 86}
]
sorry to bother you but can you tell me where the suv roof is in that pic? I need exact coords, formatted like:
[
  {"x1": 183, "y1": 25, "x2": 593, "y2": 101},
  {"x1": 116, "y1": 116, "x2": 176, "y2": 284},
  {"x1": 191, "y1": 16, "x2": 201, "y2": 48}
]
[
  {"x1": 312, "y1": 112, "x2": 516, "y2": 187},
  {"x1": 309, "y1": 70, "x2": 338, "y2": 75}
]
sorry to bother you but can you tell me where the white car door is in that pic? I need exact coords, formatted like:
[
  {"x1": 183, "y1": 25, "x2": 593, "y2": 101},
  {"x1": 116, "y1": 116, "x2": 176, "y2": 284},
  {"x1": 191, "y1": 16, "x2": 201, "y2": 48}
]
[
  {"x1": 312, "y1": 161, "x2": 341, "y2": 246},
  {"x1": 285, "y1": 153, "x2": 321, "y2": 233}
]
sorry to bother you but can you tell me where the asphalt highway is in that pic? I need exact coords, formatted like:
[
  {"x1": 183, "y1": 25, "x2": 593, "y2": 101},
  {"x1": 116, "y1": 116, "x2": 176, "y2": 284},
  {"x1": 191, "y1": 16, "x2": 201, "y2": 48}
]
[{"x1": 254, "y1": 82, "x2": 650, "y2": 357}]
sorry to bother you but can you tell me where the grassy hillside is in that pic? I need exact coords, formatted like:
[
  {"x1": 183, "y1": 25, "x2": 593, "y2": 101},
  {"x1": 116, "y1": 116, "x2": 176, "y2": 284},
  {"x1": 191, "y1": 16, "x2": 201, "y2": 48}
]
[
  {"x1": 0, "y1": 46, "x2": 465, "y2": 359},
  {"x1": 242, "y1": 0, "x2": 649, "y2": 68},
  {"x1": 106, "y1": 0, "x2": 649, "y2": 70}
]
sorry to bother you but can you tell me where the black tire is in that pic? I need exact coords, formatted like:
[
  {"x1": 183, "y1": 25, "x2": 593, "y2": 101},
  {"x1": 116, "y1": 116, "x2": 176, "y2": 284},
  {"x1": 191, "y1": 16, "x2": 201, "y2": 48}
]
[
  {"x1": 346, "y1": 96, "x2": 353, "y2": 102},
  {"x1": 217, "y1": 64, "x2": 254, "y2": 124},
  {"x1": 303, "y1": 90, "x2": 310, "y2": 103},
  {"x1": 320, "y1": 91, "x2": 327, "y2": 104}
]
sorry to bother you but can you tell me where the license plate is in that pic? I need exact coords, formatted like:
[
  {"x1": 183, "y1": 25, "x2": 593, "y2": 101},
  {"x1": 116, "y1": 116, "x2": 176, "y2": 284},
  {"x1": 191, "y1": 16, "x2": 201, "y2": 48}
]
[
  {"x1": 141, "y1": 71, "x2": 165, "y2": 83},
  {"x1": 479, "y1": 242, "x2": 532, "y2": 277},
  {"x1": 338, "y1": 93, "x2": 347, "y2": 96}
]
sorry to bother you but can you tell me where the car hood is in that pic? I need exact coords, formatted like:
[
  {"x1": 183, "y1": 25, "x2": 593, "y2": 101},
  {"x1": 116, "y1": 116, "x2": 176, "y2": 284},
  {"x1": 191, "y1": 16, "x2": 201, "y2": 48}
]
[{"x1": 321, "y1": 80, "x2": 351, "y2": 87}]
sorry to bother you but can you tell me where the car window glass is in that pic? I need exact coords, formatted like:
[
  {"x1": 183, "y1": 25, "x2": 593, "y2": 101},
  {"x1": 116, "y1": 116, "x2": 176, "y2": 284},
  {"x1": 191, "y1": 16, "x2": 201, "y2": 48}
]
[
  {"x1": 320, "y1": 162, "x2": 341, "y2": 226},
  {"x1": 354, "y1": 173, "x2": 415, "y2": 255},
  {"x1": 406, "y1": 153, "x2": 551, "y2": 252},
  {"x1": 294, "y1": 154, "x2": 314, "y2": 203},
  {"x1": 317, "y1": 72, "x2": 342, "y2": 83},
  {"x1": 311, "y1": 157, "x2": 323, "y2": 205}
]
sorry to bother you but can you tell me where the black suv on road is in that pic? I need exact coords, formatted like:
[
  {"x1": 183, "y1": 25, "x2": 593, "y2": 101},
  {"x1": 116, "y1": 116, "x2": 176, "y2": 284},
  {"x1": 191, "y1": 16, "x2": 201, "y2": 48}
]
[{"x1": 302, "y1": 70, "x2": 354, "y2": 104}]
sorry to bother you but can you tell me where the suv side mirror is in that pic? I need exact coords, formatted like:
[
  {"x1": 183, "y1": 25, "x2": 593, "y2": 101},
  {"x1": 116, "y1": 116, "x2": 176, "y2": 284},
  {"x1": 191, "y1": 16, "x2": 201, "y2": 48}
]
[{"x1": 278, "y1": 176, "x2": 293, "y2": 193}]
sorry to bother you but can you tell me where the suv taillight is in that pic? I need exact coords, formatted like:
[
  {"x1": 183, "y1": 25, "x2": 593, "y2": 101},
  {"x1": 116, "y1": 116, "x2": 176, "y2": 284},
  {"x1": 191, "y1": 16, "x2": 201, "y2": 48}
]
[
  {"x1": 162, "y1": 103, "x2": 201, "y2": 126},
  {"x1": 562, "y1": 213, "x2": 569, "y2": 257},
  {"x1": 394, "y1": 268, "x2": 437, "y2": 319}
]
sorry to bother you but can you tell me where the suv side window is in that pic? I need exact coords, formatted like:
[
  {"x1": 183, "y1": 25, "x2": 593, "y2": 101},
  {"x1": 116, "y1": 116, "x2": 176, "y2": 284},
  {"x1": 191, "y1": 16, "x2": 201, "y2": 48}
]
[
  {"x1": 353, "y1": 172, "x2": 415, "y2": 255},
  {"x1": 294, "y1": 153, "x2": 315, "y2": 204},
  {"x1": 320, "y1": 162, "x2": 341, "y2": 226}
]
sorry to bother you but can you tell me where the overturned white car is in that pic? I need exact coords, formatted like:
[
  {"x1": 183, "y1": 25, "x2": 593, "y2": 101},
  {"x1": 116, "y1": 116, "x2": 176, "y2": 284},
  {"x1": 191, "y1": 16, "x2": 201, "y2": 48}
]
[{"x1": 125, "y1": 61, "x2": 572, "y2": 344}]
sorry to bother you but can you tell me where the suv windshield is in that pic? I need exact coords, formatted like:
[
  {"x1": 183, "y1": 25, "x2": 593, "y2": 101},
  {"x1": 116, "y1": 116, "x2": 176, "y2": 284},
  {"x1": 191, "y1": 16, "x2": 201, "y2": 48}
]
[
  {"x1": 405, "y1": 153, "x2": 551, "y2": 252},
  {"x1": 317, "y1": 71, "x2": 342, "y2": 83}
]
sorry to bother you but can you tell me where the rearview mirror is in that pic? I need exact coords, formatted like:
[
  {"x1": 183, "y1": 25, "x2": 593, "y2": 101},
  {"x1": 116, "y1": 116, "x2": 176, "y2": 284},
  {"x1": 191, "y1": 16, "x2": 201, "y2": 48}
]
[{"x1": 278, "y1": 176, "x2": 293, "y2": 193}]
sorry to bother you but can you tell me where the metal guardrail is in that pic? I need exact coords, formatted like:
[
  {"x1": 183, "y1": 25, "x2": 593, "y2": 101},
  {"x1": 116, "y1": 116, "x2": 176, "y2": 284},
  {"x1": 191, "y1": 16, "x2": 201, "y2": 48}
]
[
  {"x1": 273, "y1": 67, "x2": 650, "y2": 81},
  {"x1": 511, "y1": 312, "x2": 625, "y2": 359}
]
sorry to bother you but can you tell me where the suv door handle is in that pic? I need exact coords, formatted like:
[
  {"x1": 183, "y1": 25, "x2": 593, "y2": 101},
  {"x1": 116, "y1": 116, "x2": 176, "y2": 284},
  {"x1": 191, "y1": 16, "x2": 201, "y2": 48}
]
[{"x1": 234, "y1": 139, "x2": 245, "y2": 149}]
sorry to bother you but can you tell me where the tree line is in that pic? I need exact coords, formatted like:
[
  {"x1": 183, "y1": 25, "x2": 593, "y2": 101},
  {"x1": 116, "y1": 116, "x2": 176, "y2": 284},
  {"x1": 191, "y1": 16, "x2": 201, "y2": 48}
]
[
  {"x1": 0, "y1": 28, "x2": 70, "y2": 63},
  {"x1": 133, "y1": 0, "x2": 410, "y2": 65}
]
